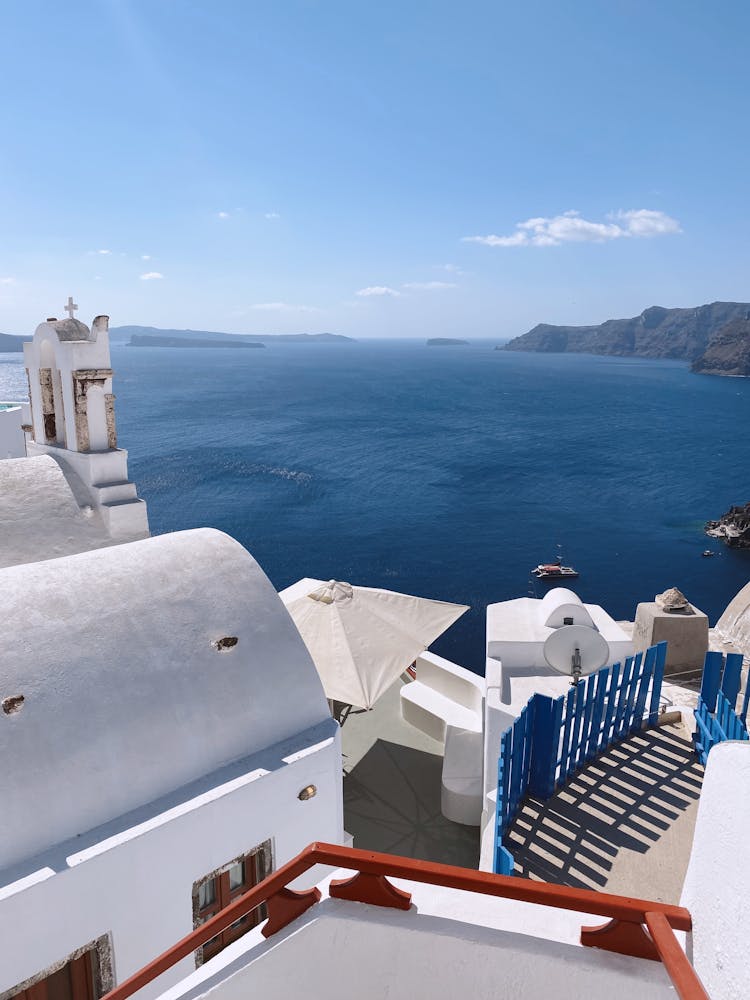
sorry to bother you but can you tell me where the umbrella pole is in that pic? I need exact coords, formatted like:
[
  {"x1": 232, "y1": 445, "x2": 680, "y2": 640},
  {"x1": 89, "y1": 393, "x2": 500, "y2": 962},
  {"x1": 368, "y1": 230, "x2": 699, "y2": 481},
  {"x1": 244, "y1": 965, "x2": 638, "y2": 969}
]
[{"x1": 327, "y1": 698, "x2": 355, "y2": 726}]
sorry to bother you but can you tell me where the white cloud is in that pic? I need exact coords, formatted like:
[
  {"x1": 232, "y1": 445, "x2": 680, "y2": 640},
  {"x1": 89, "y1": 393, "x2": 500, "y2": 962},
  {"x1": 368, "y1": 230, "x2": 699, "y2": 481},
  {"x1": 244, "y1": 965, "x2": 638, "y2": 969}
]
[
  {"x1": 463, "y1": 208, "x2": 681, "y2": 247},
  {"x1": 264, "y1": 212, "x2": 280, "y2": 219},
  {"x1": 140, "y1": 271, "x2": 164, "y2": 281},
  {"x1": 403, "y1": 281, "x2": 457, "y2": 290},
  {"x1": 356, "y1": 286, "x2": 401, "y2": 297},
  {"x1": 435, "y1": 263, "x2": 463, "y2": 273},
  {"x1": 0, "y1": 276, "x2": 16, "y2": 285},
  {"x1": 251, "y1": 302, "x2": 318, "y2": 312},
  {"x1": 87, "y1": 249, "x2": 112, "y2": 255},
  {"x1": 217, "y1": 211, "x2": 230, "y2": 219},
  {"x1": 613, "y1": 208, "x2": 682, "y2": 237},
  {"x1": 141, "y1": 254, "x2": 151, "y2": 260}
]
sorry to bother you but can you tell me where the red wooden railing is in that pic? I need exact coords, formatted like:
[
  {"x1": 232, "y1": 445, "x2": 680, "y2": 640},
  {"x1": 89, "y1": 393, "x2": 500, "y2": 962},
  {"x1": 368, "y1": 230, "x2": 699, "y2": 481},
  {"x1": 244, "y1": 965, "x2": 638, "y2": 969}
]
[{"x1": 102, "y1": 842, "x2": 709, "y2": 1000}]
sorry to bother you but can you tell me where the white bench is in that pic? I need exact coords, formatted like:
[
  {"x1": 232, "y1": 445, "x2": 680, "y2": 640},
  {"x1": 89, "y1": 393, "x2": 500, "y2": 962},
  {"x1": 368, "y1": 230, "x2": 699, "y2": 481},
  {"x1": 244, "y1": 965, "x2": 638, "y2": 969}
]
[
  {"x1": 400, "y1": 651, "x2": 484, "y2": 742},
  {"x1": 441, "y1": 725, "x2": 484, "y2": 825},
  {"x1": 400, "y1": 652, "x2": 485, "y2": 826}
]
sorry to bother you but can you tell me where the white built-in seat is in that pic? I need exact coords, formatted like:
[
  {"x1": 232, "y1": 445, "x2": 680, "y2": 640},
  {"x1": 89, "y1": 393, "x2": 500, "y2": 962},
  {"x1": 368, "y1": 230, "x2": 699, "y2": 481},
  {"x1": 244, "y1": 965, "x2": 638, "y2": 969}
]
[
  {"x1": 400, "y1": 652, "x2": 485, "y2": 826},
  {"x1": 400, "y1": 651, "x2": 484, "y2": 742},
  {"x1": 441, "y1": 725, "x2": 484, "y2": 825}
]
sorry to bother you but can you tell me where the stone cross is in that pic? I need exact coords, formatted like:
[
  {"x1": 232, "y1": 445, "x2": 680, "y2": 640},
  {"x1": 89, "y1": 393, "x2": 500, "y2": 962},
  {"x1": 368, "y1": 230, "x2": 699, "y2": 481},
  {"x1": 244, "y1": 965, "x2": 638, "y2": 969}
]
[{"x1": 65, "y1": 296, "x2": 78, "y2": 320}]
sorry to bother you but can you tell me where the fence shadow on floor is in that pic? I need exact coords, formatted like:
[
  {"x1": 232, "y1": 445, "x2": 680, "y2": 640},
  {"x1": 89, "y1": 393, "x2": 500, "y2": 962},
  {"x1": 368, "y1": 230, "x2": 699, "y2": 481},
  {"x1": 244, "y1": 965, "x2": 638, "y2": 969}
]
[
  {"x1": 343, "y1": 738, "x2": 479, "y2": 870},
  {"x1": 506, "y1": 724, "x2": 703, "y2": 893}
]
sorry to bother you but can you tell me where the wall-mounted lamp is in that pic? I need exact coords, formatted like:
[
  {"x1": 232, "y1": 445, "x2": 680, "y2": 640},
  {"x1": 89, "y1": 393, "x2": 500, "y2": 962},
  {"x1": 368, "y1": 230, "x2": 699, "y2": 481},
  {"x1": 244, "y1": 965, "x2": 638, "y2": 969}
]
[{"x1": 298, "y1": 784, "x2": 317, "y2": 801}]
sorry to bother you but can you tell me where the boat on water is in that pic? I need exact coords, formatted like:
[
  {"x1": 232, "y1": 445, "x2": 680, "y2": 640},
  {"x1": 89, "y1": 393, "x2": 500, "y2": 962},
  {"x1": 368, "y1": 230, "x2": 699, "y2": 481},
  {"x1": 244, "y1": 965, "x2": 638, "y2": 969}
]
[
  {"x1": 531, "y1": 545, "x2": 579, "y2": 580},
  {"x1": 531, "y1": 562, "x2": 580, "y2": 580}
]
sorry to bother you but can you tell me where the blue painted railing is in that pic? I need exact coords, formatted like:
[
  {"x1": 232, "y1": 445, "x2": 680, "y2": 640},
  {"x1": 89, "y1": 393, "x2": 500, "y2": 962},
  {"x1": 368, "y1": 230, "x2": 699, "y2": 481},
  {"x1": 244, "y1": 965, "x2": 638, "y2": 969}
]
[
  {"x1": 694, "y1": 650, "x2": 749, "y2": 766},
  {"x1": 494, "y1": 642, "x2": 667, "y2": 875}
]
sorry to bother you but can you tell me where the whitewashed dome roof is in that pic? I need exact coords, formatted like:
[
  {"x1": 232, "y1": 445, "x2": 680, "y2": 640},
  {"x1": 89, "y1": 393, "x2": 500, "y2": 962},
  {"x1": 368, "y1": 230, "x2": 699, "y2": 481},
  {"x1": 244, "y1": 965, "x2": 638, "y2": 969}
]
[
  {"x1": 0, "y1": 455, "x2": 114, "y2": 568},
  {"x1": 0, "y1": 528, "x2": 329, "y2": 870},
  {"x1": 38, "y1": 317, "x2": 95, "y2": 342},
  {"x1": 715, "y1": 580, "x2": 750, "y2": 653}
]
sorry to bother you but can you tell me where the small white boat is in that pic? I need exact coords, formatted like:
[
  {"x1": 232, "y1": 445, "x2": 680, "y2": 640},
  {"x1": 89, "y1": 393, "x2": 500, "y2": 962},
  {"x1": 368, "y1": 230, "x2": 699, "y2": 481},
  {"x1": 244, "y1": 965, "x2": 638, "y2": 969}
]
[
  {"x1": 531, "y1": 562, "x2": 580, "y2": 580},
  {"x1": 531, "y1": 545, "x2": 579, "y2": 580}
]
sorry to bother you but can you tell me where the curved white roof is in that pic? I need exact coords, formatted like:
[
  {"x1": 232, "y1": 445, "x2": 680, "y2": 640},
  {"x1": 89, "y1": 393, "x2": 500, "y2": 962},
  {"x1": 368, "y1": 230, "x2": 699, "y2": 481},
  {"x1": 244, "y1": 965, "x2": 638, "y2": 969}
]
[
  {"x1": 44, "y1": 317, "x2": 94, "y2": 342},
  {"x1": 715, "y1": 580, "x2": 750, "y2": 653},
  {"x1": 0, "y1": 528, "x2": 329, "y2": 870},
  {"x1": 0, "y1": 455, "x2": 114, "y2": 568},
  {"x1": 539, "y1": 588, "x2": 595, "y2": 629}
]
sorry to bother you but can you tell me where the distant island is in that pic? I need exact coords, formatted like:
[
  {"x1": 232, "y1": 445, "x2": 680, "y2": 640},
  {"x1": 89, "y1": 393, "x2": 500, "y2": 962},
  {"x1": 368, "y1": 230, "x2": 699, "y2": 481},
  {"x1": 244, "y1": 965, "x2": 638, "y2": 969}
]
[
  {"x1": 501, "y1": 301, "x2": 750, "y2": 377},
  {"x1": 112, "y1": 326, "x2": 355, "y2": 345},
  {"x1": 0, "y1": 333, "x2": 28, "y2": 352},
  {"x1": 427, "y1": 338, "x2": 469, "y2": 346},
  {"x1": 130, "y1": 334, "x2": 264, "y2": 349}
]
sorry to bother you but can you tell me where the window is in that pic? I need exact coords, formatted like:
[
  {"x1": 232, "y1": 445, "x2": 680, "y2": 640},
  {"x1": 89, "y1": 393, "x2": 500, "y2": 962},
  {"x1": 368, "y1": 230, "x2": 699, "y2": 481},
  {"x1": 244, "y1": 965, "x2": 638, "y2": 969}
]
[
  {"x1": 192, "y1": 841, "x2": 273, "y2": 964},
  {"x1": 8, "y1": 939, "x2": 111, "y2": 1000}
]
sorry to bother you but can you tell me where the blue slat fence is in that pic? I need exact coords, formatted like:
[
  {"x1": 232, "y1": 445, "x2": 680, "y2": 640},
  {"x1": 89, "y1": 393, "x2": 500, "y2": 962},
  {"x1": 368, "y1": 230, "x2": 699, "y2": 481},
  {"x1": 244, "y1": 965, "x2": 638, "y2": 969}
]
[
  {"x1": 693, "y1": 650, "x2": 749, "y2": 766},
  {"x1": 494, "y1": 641, "x2": 667, "y2": 875}
]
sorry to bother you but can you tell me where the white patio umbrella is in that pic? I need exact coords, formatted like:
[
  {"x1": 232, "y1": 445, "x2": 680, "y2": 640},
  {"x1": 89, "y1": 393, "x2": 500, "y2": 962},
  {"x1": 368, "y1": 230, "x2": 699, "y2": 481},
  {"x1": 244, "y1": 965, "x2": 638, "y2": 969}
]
[{"x1": 280, "y1": 578, "x2": 469, "y2": 710}]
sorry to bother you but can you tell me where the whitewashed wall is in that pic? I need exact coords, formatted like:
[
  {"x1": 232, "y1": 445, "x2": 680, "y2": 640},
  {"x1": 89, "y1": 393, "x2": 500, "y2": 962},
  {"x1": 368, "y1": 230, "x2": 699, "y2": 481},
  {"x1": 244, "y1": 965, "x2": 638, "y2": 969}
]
[
  {"x1": 0, "y1": 527, "x2": 344, "y2": 998},
  {"x1": 156, "y1": 895, "x2": 675, "y2": 1000},
  {"x1": 681, "y1": 740, "x2": 750, "y2": 998},
  {"x1": 0, "y1": 725, "x2": 342, "y2": 1000},
  {"x1": 0, "y1": 403, "x2": 26, "y2": 459}
]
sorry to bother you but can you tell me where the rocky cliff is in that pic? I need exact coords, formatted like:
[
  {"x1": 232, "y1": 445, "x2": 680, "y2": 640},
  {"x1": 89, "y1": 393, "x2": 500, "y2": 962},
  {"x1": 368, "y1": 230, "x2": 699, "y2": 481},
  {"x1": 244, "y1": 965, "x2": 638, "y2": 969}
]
[
  {"x1": 503, "y1": 301, "x2": 750, "y2": 372},
  {"x1": 705, "y1": 503, "x2": 750, "y2": 548},
  {"x1": 691, "y1": 319, "x2": 750, "y2": 376}
]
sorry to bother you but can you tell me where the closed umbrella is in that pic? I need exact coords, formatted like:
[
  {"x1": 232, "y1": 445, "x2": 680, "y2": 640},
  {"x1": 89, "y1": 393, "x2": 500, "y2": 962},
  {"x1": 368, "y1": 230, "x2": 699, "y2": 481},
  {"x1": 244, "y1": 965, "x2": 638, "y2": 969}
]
[{"x1": 281, "y1": 578, "x2": 469, "y2": 710}]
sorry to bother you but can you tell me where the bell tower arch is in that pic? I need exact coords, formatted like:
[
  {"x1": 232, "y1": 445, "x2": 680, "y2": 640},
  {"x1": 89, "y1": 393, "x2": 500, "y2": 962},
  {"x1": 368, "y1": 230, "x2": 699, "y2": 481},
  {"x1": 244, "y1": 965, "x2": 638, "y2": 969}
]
[{"x1": 23, "y1": 298, "x2": 149, "y2": 541}]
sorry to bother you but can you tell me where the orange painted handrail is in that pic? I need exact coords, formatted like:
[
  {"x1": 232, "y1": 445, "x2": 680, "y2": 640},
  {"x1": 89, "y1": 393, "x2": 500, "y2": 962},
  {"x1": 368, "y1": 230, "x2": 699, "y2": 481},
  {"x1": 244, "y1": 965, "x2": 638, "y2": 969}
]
[
  {"x1": 101, "y1": 842, "x2": 708, "y2": 1000},
  {"x1": 645, "y1": 912, "x2": 710, "y2": 1000}
]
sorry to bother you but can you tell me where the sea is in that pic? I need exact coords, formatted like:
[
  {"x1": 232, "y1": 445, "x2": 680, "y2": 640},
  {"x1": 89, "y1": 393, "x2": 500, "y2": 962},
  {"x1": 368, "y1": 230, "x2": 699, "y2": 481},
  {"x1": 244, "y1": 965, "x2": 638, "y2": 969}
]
[{"x1": 2, "y1": 340, "x2": 749, "y2": 674}]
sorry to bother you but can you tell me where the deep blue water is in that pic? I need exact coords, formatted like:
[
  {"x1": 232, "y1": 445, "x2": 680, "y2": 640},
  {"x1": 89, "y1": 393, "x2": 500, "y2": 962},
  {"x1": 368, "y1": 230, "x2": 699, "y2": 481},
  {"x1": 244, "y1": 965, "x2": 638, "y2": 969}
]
[{"x1": 3, "y1": 342, "x2": 750, "y2": 673}]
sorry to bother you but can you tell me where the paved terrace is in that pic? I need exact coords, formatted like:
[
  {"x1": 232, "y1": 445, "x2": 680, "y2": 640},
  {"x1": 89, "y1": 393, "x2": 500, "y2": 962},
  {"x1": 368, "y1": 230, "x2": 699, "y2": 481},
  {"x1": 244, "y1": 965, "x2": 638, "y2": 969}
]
[
  {"x1": 342, "y1": 678, "x2": 705, "y2": 905},
  {"x1": 505, "y1": 721, "x2": 702, "y2": 903},
  {"x1": 341, "y1": 679, "x2": 480, "y2": 869}
]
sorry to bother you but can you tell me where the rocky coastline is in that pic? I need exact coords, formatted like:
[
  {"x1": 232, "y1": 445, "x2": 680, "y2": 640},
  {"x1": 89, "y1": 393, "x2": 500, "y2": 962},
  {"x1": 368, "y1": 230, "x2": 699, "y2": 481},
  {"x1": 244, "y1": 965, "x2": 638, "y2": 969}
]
[
  {"x1": 705, "y1": 503, "x2": 750, "y2": 548},
  {"x1": 503, "y1": 301, "x2": 750, "y2": 376}
]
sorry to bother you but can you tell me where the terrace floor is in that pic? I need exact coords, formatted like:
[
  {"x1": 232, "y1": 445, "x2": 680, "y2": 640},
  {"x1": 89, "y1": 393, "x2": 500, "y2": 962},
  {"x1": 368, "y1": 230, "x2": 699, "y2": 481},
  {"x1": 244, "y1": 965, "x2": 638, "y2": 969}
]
[
  {"x1": 340, "y1": 667, "x2": 706, "y2": 904},
  {"x1": 341, "y1": 679, "x2": 480, "y2": 870},
  {"x1": 505, "y1": 720, "x2": 703, "y2": 903}
]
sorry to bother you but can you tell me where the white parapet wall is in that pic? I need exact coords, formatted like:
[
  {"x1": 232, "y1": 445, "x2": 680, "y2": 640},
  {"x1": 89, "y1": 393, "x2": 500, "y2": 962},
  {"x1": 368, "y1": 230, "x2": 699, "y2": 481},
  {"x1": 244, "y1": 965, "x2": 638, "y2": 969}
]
[
  {"x1": 0, "y1": 402, "x2": 28, "y2": 459},
  {"x1": 153, "y1": 872, "x2": 676, "y2": 1000},
  {"x1": 680, "y1": 740, "x2": 750, "y2": 997},
  {"x1": 0, "y1": 725, "x2": 343, "y2": 1000}
]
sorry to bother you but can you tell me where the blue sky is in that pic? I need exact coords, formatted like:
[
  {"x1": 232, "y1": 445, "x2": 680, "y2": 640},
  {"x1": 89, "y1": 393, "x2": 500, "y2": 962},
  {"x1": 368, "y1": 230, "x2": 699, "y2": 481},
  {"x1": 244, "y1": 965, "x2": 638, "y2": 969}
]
[{"x1": 1, "y1": 1, "x2": 748, "y2": 337}]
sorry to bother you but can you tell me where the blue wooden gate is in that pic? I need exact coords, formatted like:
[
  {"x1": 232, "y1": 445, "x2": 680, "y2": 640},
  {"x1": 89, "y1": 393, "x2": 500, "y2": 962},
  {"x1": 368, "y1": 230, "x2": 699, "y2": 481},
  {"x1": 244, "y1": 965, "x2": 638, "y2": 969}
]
[
  {"x1": 694, "y1": 650, "x2": 749, "y2": 766},
  {"x1": 494, "y1": 642, "x2": 667, "y2": 875}
]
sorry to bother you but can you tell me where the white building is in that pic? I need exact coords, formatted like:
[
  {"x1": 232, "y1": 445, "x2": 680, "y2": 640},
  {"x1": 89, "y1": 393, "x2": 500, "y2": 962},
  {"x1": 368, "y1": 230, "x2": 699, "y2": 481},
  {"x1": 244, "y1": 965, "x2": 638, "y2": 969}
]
[
  {"x1": 0, "y1": 301, "x2": 345, "y2": 1000},
  {"x1": 0, "y1": 529, "x2": 344, "y2": 1000},
  {"x1": 59, "y1": 741, "x2": 745, "y2": 1000}
]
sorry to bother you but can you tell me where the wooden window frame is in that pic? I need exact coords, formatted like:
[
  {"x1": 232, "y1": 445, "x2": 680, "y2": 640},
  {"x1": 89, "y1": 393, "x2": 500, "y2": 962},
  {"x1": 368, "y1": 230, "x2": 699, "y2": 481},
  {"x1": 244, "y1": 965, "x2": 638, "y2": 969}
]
[
  {"x1": 4, "y1": 936, "x2": 112, "y2": 1000},
  {"x1": 192, "y1": 841, "x2": 273, "y2": 965}
]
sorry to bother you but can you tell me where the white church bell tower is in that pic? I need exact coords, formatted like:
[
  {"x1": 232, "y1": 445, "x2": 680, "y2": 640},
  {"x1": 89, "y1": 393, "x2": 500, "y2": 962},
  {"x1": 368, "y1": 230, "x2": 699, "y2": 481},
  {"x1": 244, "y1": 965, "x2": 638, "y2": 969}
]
[{"x1": 23, "y1": 297, "x2": 149, "y2": 540}]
